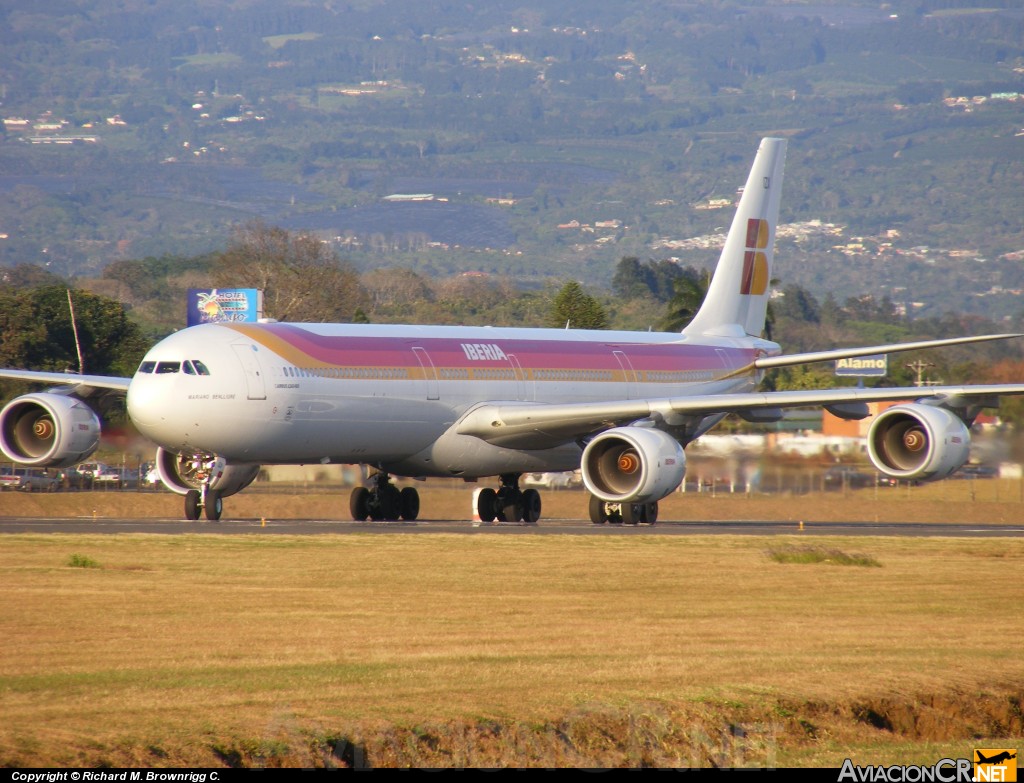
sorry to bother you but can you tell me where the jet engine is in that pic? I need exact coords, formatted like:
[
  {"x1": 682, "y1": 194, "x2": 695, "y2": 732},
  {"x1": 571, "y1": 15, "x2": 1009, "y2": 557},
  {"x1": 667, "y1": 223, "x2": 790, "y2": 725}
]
[
  {"x1": 0, "y1": 393, "x2": 101, "y2": 468},
  {"x1": 867, "y1": 404, "x2": 970, "y2": 482},
  {"x1": 581, "y1": 427, "x2": 686, "y2": 503},
  {"x1": 154, "y1": 447, "x2": 259, "y2": 497}
]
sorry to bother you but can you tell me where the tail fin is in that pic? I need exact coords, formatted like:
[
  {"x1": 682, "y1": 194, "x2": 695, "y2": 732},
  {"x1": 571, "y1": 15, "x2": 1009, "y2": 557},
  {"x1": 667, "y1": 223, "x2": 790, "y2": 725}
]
[{"x1": 683, "y1": 137, "x2": 787, "y2": 339}]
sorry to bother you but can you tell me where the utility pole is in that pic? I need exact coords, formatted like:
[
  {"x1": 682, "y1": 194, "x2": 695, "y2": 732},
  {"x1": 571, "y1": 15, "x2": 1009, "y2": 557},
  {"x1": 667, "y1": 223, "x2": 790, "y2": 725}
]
[
  {"x1": 67, "y1": 289, "x2": 84, "y2": 374},
  {"x1": 906, "y1": 359, "x2": 934, "y2": 387}
]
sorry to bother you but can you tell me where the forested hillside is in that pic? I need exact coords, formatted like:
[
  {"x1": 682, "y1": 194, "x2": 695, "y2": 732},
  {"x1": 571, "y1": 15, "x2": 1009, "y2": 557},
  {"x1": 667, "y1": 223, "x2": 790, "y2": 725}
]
[{"x1": 1, "y1": 0, "x2": 1023, "y2": 319}]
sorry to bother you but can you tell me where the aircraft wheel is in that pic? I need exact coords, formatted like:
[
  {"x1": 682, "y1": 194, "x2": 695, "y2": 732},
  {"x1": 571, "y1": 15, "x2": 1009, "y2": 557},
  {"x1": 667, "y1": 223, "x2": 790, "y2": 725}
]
[
  {"x1": 521, "y1": 488, "x2": 541, "y2": 524},
  {"x1": 643, "y1": 502, "x2": 658, "y2": 525},
  {"x1": 621, "y1": 502, "x2": 641, "y2": 526},
  {"x1": 589, "y1": 494, "x2": 609, "y2": 524},
  {"x1": 185, "y1": 490, "x2": 201, "y2": 521},
  {"x1": 380, "y1": 484, "x2": 401, "y2": 521},
  {"x1": 205, "y1": 490, "x2": 223, "y2": 521},
  {"x1": 501, "y1": 492, "x2": 522, "y2": 523},
  {"x1": 349, "y1": 487, "x2": 370, "y2": 521},
  {"x1": 477, "y1": 488, "x2": 498, "y2": 522},
  {"x1": 399, "y1": 487, "x2": 420, "y2": 521}
]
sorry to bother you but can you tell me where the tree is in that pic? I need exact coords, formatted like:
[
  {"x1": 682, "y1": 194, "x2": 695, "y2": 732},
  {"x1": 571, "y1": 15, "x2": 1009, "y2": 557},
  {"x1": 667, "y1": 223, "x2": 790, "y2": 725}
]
[
  {"x1": 549, "y1": 281, "x2": 608, "y2": 330},
  {"x1": 611, "y1": 256, "x2": 648, "y2": 299},
  {"x1": 211, "y1": 221, "x2": 368, "y2": 322},
  {"x1": 658, "y1": 269, "x2": 709, "y2": 332},
  {"x1": 773, "y1": 285, "x2": 820, "y2": 323},
  {"x1": 0, "y1": 285, "x2": 148, "y2": 378},
  {"x1": 612, "y1": 257, "x2": 686, "y2": 303}
]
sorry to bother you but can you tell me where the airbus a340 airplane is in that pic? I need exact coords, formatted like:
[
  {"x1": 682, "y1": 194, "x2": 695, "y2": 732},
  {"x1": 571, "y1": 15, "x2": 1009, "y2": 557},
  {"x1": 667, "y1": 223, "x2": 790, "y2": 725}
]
[{"x1": 3, "y1": 138, "x2": 1024, "y2": 523}]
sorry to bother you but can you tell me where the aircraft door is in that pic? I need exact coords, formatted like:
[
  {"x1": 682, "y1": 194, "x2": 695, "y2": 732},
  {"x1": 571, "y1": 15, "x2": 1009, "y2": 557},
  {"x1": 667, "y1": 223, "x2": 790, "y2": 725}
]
[
  {"x1": 506, "y1": 353, "x2": 532, "y2": 401},
  {"x1": 715, "y1": 348, "x2": 734, "y2": 380},
  {"x1": 411, "y1": 347, "x2": 439, "y2": 400},
  {"x1": 231, "y1": 343, "x2": 267, "y2": 400},
  {"x1": 613, "y1": 350, "x2": 638, "y2": 399}
]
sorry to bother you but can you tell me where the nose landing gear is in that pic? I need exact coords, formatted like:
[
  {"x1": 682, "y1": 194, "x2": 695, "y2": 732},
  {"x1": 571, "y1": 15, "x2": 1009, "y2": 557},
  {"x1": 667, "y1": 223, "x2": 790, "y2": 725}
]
[{"x1": 184, "y1": 486, "x2": 223, "y2": 522}]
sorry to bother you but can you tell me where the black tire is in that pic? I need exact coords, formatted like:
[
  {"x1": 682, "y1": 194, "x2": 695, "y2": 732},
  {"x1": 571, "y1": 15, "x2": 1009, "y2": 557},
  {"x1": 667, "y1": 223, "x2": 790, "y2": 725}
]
[
  {"x1": 477, "y1": 488, "x2": 497, "y2": 522},
  {"x1": 501, "y1": 490, "x2": 522, "y2": 523},
  {"x1": 521, "y1": 488, "x2": 541, "y2": 524},
  {"x1": 349, "y1": 487, "x2": 370, "y2": 521},
  {"x1": 380, "y1": 484, "x2": 401, "y2": 520},
  {"x1": 589, "y1": 494, "x2": 608, "y2": 524},
  {"x1": 184, "y1": 490, "x2": 201, "y2": 521},
  {"x1": 643, "y1": 502, "x2": 658, "y2": 525},
  {"x1": 399, "y1": 487, "x2": 420, "y2": 521},
  {"x1": 621, "y1": 502, "x2": 641, "y2": 526},
  {"x1": 205, "y1": 489, "x2": 223, "y2": 521}
]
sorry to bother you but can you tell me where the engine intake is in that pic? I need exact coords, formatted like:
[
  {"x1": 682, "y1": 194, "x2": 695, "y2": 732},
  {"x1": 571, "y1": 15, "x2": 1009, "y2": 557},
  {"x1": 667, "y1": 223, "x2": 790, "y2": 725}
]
[
  {"x1": 0, "y1": 393, "x2": 101, "y2": 468},
  {"x1": 582, "y1": 427, "x2": 686, "y2": 503},
  {"x1": 867, "y1": 404, "x2": 970, "y2": 482},
  {"x1": 154, "y1": 447, "x2": 259, "y2": 497}
]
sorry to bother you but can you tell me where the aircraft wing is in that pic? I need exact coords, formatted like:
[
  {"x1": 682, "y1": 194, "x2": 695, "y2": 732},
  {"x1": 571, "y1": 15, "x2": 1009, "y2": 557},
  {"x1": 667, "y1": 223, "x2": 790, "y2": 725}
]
[
  {"x1": 0, "y1": 369, "x2": 132, "y2": 395},
  {"x1": 753, "y1": 333, "x2": 1023, "y2": 370},
  {"x1": 457, "y1": 384, "x2": 1024, "y2": 449}
]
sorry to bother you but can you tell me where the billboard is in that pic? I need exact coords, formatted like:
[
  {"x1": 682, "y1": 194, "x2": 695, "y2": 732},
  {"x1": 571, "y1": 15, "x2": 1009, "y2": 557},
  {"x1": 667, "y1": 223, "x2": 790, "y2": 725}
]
[
  {"x1": 835, "y1": 354, "x2": 887, "y2": 377},
  {"x1": 187, "y1": 288, "x2": 264, "y2": 327}
]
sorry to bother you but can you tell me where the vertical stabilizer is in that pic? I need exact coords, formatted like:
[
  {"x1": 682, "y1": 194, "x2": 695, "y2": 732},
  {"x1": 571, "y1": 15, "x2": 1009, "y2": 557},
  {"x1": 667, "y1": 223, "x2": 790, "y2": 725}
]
[{"x1": 683, "y1": 137, "x2": 787, "y2": 338}]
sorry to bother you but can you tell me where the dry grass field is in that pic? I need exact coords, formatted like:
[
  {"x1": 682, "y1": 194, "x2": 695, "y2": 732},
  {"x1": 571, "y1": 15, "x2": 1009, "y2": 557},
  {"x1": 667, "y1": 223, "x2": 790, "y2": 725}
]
[{"x1": 1, "y1": 484, "x2": 1022, "y2": 768}]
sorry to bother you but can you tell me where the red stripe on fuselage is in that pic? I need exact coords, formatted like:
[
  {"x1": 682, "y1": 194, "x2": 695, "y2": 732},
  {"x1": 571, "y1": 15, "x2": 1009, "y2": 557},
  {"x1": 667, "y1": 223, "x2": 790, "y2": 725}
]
[{"x1": 227, "y1": 323, "x2": 755, "y2": 376}]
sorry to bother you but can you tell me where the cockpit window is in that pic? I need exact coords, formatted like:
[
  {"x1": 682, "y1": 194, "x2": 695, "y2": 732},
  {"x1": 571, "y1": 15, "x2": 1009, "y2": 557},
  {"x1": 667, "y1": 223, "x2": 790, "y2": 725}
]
[
  {"x1": 182, "y1": 360, "x2": 212, "y2": 376},
  {"x1": 138, "y1": 361, "x2": 156, "y2": 374},
  {"x1": 155, "y1": 361, "x2": 181, "y2": 374}
]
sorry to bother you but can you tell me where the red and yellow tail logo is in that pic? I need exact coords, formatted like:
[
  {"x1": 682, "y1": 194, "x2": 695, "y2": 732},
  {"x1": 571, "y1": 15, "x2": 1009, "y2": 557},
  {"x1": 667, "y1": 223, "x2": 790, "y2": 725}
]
[
  {"x1": 974, "y1": 749, "x2": 1017, "y2": 782},
  {"x1": 740, "y1": 218, "x2": 770, "y2": 295}
]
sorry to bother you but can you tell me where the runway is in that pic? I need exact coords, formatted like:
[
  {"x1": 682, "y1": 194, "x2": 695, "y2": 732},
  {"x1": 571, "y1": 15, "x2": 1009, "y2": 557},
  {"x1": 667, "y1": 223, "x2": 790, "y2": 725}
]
[{"x1": 1, "y1": 516, "x2": 1023, "y2": 537}]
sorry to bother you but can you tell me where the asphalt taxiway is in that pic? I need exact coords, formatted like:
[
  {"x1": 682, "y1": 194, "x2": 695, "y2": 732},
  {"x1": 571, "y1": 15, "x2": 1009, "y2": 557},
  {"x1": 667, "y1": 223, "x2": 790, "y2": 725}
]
[{"x1": 1, "y1": 516, "x2": 1022, "y2": 537}]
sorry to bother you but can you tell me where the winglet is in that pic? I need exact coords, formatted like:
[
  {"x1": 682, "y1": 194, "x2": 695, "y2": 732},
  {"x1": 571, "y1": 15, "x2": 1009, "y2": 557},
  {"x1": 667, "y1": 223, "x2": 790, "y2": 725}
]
[{"x1": 683, "y1": 137, "x2": 787, "y2": 339}]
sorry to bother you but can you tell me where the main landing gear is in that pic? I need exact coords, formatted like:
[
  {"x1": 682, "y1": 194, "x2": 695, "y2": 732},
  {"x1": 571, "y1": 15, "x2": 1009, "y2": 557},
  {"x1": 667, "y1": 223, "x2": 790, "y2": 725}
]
[
  {"x1": 350, "y1": 472, "x2": 420, "y2": 521},
  {"x1": 589, "y1": 495, "x2": 658, "y2": 526},
  {"x1": 476, "y1": 473, "x2": 541, "y2": 524},
  {"x1": 184, "y1": 486, "x2": 223, "y2": 522}
]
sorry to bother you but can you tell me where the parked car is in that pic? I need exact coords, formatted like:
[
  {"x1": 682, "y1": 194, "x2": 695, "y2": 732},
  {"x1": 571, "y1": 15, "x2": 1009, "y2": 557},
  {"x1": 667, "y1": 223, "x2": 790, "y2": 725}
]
[
  {"x1": 955, "y1": 464, "x2": 998, "y2": 479},
  {"x1": 521, "y1": 471, "x2": 582, "y2": 489},
  {"x1": 0, "y1": 467, "x2": 60, "y2": 492},
  {"x1": 93, "y1": 467, "x2": 124, "y2": 488},
  {"x1": 875, "y1": 474, "x2": 918, "y2": 488},
  {"x1": 58, "y1": 467, "x2": 88, "y2": 489},
  {"x1": 0, "y1": 470, "x2": 21, "y2": 491},
  {"x1": 76, "y1": 463, "x2": 108, "y2": 485},
  {"x1": 822, "y1": 466, "x2": 873, "y2": 490}
]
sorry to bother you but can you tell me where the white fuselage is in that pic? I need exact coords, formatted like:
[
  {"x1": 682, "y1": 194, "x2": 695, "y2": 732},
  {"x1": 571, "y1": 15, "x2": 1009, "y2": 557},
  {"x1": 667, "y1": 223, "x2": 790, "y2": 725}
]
[{"x1": 126, "y1": 322, "x2": 770, "y2": 478}]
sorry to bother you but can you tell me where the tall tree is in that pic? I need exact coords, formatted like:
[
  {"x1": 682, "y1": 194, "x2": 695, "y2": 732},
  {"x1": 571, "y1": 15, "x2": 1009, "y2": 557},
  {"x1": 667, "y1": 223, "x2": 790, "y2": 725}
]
[
  {"x1": 658, "y1": 269, "x2": 709, "y2": 332},
  {"x1": 549, "y1": 281, "x2": 608, "y2": 330},
  {"x1": 211, "y1": 221, "x2": 368, "y2": 322},
  {"x1": 0, "y1": 285, "x2": 148, "y2": 377}
]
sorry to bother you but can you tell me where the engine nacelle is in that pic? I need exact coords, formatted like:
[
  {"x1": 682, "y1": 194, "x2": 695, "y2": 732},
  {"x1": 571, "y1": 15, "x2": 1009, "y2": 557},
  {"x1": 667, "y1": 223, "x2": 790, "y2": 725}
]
[
  {"x1": 867, "y1": 404, "x2": 971, "y2": 482},
  {"x1": 0, "y1": 393, "x2": 101, "y2": 468},
  {"x1": 582, "y1": 427, "x2": 686, "y2": 504},
  {"x1": 155, "y1": 447, "x2": 259, "y2": 497}
]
